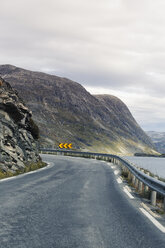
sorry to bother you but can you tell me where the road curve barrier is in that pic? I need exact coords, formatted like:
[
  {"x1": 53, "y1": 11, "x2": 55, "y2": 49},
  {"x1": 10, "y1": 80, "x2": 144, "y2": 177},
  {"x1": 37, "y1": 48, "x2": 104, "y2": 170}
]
[{"x1": 40, "y1": 148, "x2": 165, "y2": 210}]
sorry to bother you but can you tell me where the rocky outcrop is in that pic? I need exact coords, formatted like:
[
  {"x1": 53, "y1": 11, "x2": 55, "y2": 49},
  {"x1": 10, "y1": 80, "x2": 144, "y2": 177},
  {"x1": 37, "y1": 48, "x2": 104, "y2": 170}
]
[{"x1": 0, "y1": 77, "x2": 40, "y2": 173}]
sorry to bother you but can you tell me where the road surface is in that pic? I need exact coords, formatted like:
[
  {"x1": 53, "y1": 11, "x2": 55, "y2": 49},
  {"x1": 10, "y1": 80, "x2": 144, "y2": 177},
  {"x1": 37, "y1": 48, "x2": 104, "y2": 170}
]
[{"x1": 0, "y1": 154, "x2": 164, "y2": 248}]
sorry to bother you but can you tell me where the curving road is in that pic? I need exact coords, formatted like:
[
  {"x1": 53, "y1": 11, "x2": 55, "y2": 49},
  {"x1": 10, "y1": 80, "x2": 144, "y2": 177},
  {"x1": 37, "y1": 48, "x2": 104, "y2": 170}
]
[{"x1": 0, "y1": 154, "x2": 164, "y2": 248}]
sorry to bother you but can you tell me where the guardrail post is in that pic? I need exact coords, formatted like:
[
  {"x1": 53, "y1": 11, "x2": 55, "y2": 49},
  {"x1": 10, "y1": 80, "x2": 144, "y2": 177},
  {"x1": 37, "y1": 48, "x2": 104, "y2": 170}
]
[
  {"x1": 138, "y1": 180, "x2": 143, "y2": 193},
  {"x1": 132, "y1": 174, "x2": 136, "y2": 185},
  {"x1": 144, "y1": 172, "x2": 150, "y2": 192},
  {"x1": 135, "y1": 177, "x2": 139, "y2": 188},
  {"x1": 138, "y1": 169, "x2": 144, "y2": 193},
  {"x1": 151, "y1": 191, "x2": 157, "y2": 206},
  {"x1": 151, "y1": 175, "x2": 157, "y2": 206},
  {"x1": 128, "y1": 171, "x2": 131, "y2": 180},
  {"x1": 125, "y1": 168, "x2": 128, "y2": 177},
  {"x1": 122, "y1": 165, "x2": 126, "y2": 173}
]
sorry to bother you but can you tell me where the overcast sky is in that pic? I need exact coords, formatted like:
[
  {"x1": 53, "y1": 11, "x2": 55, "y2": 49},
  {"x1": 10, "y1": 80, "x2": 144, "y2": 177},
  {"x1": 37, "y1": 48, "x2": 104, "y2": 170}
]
[{"x1": 0, "y1": 0, "x2": 165, "y2": 131}]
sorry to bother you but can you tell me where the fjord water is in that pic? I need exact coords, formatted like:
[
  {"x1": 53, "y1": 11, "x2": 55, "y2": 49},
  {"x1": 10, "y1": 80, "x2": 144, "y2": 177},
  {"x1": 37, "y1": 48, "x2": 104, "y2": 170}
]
[{"x1": 123, "y1": 156, "x2": 165, "y2": 179}]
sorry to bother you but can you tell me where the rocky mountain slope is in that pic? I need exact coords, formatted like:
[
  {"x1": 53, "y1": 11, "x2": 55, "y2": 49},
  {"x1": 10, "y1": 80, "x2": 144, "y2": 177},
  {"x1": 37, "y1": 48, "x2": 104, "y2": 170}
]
[
  {"x1": 146, "y1": 131, "x2": 165, "y2": 154},
  {"x1": 0, "y1": 76, "x2": 40, "y2": 173},
  {"x1": 0, "y1": 64, "x2": 156, "y2": 155}
]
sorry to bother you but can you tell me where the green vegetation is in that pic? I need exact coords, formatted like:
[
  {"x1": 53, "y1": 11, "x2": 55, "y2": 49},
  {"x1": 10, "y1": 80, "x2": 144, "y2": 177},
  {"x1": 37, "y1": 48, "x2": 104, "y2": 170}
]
[
  {"x1": 0, "y1": 161, "x2": 47, "y2": 180},
  {"x1": 121, "y1": 170, "x2": 129, "y2": 179},
  {"x1": 0, "y1": 170, "x2": 14, "y2": 179},
  {"x1": 155, "y1": 209, "x2": 165, "y2": 215},
  {"x1": 18, "y1": 160, "x2": 47, "y2": 174}
]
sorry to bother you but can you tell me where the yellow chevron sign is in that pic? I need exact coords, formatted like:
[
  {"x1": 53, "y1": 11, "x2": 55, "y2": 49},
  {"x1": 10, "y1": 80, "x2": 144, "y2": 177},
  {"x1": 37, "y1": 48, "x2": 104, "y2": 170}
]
[
  {"x1": 59, "y1": 143, "x2": 64, "y2": 149},
  {"x1": 59, "y1": 143, "x2": 72, "y2": 149}
]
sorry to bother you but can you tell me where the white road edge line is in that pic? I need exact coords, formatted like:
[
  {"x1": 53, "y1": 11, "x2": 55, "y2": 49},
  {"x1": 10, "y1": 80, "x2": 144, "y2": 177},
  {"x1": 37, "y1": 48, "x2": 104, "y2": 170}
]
[
  {"x1": 0, "y1": 163, "x2": 51, "y2": 183},
  {"x1": 114, "y1": 170, "x2": 119, "y2": 175},
  {"x1": 117, "y1": 177, "x2": 122, "y2": 184},
  {"x1": 141, "y1": 202, "x2": 161, "y2": 219},
  {"x1": 139, "y1": 208, "x2": 165, "y2": 233},
  {"x1": 125, "y1": 185, "x2": 131, "y2": 193},
  {"x1": 123, "y1": 186, "x2": 134, "y2": 199}
]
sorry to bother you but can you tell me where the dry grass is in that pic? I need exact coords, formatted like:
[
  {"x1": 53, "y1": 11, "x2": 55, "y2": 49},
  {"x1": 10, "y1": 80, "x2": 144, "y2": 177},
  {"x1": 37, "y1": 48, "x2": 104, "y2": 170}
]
[{"x1": 0, "y1": 161, "x2": 47, "y2": 180}]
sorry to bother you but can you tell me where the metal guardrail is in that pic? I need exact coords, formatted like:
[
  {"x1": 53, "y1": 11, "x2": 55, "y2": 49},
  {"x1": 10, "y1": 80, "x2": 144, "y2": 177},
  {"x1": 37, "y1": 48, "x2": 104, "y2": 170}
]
[
  {"x1": 117, "y1": 156, "x2": 165, "y2": 197},
  {"x1": 40, "y1": 149, "x2": 165, "y2": 199}
]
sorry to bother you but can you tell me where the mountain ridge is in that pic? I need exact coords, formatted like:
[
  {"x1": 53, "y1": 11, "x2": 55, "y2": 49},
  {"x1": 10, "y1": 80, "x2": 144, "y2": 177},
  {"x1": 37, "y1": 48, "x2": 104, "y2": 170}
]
[
  {"x1": 146, "y1": 131, "x2": 165, "y2": 154},
  {"x1": 0, "y1": 64, "x2": 156, "y2": 155}
]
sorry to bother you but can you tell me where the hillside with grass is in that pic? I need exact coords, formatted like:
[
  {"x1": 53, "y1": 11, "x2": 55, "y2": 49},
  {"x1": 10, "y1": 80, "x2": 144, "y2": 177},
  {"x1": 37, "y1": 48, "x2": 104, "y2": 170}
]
[{"x1": 0, "y1": 64, "x2": 157, "y2": 155}]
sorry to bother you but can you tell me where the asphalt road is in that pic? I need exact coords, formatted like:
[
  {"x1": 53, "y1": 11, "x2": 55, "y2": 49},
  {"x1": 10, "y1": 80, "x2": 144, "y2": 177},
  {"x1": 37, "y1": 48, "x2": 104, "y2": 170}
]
[{"x1": 0, "y1": 154, "x2": 165, "y2": 248}]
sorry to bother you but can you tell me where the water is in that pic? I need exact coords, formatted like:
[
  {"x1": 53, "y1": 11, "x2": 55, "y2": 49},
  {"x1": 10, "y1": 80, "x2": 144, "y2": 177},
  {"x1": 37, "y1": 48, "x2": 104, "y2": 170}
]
[{"x1": 123, "y1": 156, "x2": 165, "y2": 179}]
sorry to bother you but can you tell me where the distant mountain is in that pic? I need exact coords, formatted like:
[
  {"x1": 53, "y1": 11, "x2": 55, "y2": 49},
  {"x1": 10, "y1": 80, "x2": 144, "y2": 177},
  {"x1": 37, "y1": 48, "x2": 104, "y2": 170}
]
[
  {"x1": 146, "y1": 131, "x2": 165, "y2": 154},
  {"x1": 0, "y1": 64, "x2": 156, "y2": 155}
]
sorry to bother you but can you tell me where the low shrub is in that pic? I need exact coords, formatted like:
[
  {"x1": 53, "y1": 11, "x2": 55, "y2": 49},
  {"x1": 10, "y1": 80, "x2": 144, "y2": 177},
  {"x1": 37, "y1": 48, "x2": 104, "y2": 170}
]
[{"x1": 0, "y1": 161, "x2": 47, "y2": 180}]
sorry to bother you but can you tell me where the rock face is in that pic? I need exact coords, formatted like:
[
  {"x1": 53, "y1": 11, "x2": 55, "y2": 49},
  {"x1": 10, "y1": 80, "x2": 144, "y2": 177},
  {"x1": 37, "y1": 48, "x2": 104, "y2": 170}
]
[
  {"x1": 0, "y1": 77, "x2": 40, "y2": 172},
  {"x1": 0, "y1": 64, "x2": 157, "y2": 155}
]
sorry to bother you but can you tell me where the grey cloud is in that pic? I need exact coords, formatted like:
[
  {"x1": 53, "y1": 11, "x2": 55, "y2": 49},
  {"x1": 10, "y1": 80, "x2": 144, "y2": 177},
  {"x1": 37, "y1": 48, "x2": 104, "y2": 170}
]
[{"x1": 0, "y1": 0, "x2": 165, "y2": 130}]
